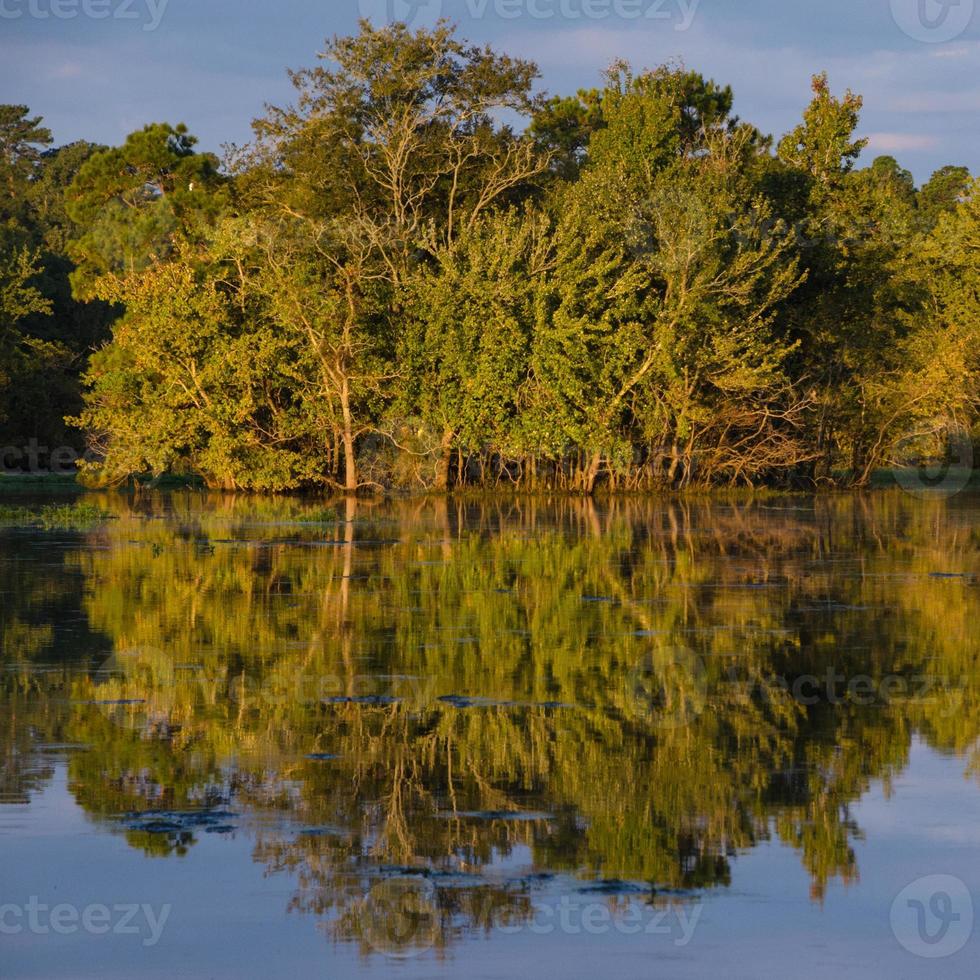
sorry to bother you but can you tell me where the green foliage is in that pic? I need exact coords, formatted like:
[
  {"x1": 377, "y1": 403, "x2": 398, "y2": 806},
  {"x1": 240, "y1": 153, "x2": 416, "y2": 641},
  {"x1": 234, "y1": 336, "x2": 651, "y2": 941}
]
[
  {"x1": 530, "y1": 88, "x2": 605, "y2": 181},
  {"x1": 0, "y1": 246, "x2": 55, "y2": 421},
  {"x1": 400, "y1": 208, "x2": 551, "y2": 482},
  {"x1": 917, "y1": 164, "x2": 972, "y2": 233},
  {"x1": 1, "y1": 23, "x2": 975, "y2": 492},
  {"x1": 0, "y1": 500, "x2": 112, "y2": 528},
  {"x1": 70, "y1": 247, "x2": 330, "y2": 491},
  {"x1": 527, "y1": 70, "x2": 802, "y2": 488},
  {"x1": 912, "y1": 177, "x2": 980, "y2": 429},
  {"x1": 0, "y1": 107, "x2": 114, "y2": 452},
  {"x1": 66, "y1": 122, "x2": 226, "y2": 299},
  {"x1": 776, "y1": 72, "x2": 867, "y2": 188},
  {"x1": 0, "y1": 105, "x2": 52, "y2": 228}
]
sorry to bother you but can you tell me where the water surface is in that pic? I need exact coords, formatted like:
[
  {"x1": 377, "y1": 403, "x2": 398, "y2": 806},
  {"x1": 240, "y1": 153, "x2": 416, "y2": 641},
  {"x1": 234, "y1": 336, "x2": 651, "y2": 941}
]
[{"x1": 1, "y1": 493, "x2": 979, "y2": 978}]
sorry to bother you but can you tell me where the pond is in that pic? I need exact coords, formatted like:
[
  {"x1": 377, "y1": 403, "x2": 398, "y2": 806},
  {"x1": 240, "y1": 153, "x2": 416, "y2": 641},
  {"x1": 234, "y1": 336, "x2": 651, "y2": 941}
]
[{"x1": 1, "y1": 492, "x2": 979, "y2": 978}]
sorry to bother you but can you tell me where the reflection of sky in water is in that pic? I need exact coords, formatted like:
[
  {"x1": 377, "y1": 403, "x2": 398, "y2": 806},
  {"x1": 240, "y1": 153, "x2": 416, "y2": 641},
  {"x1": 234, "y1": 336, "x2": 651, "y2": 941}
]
[
  {"x1": 1, "y1": 742, "x2": 977, "y2": 978},
  {"x1": 1, "y1": 494, "x2": 980, "y2": 976}
]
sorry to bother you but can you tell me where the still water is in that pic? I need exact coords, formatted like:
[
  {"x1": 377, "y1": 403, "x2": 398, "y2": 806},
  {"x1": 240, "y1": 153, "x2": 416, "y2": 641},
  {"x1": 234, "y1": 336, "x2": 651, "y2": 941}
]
[{"x1": 1, "y1": 492, "x2": 979, "y2": 978}]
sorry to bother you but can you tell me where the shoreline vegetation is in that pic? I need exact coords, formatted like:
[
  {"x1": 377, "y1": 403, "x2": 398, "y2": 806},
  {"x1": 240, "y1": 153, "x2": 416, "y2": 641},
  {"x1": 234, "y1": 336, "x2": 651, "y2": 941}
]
[
  {"x1": 0, "y1": 501, "x2": 113, "y2": 529},
  {"x1": 1, "y1": 467, "x2": 978, "y2": 504},
  {"x1": 1, "y1": 21, "x2": 977, "y2": 495}
]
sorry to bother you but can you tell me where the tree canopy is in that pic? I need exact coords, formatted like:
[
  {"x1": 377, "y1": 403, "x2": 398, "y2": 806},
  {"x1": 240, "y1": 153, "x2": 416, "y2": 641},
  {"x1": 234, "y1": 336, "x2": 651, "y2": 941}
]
[{"x1": 1, "y1": 21, "x2": 976, "y2": 490}]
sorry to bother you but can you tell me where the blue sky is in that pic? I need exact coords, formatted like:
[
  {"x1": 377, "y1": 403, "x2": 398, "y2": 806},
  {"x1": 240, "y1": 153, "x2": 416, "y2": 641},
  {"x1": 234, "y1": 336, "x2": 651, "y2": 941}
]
[{"x1": 1, "y1": 0, "x2": 978, "y2": 182}]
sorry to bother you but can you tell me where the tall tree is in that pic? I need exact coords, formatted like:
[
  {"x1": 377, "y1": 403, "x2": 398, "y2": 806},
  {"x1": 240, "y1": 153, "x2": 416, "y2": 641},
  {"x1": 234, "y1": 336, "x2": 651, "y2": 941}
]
[
  {"x1": 917, "y1": 164, "x2": 971, "y2": 233},
  {"x1": 531, "y1": 66, "x2": 804, "y2": 490},
  {"x1": 0, "y1": 105, "x2": 52, "y2": 231},
  {"x1": 243, "y1": 21, "x2": 550, "y2": 489},
  {"x1": 66, "y1": 123, "x2": 226, "y2": 299}
]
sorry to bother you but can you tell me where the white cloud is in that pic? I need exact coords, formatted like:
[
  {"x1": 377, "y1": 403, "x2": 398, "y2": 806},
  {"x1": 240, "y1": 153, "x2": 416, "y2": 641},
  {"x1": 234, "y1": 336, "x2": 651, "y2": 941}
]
[
  {"x1": 931, "y1": 45, "x2": 976, "y2": 59},
  {"x1": 889, "y1": 90, "x2": 980, "y2": 112},
  {"x1": 51, "y1": 61, "x2": 83, "y2": 79},
  {"x1": 864, "y1": 132, "x2": 939, "y2": 151}
]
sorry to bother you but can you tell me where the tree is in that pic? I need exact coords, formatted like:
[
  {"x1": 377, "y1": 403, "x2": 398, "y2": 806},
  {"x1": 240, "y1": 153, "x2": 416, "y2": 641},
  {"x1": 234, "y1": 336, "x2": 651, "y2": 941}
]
[
  {"x1": 901, "y1": 178, "x2": 980, "y2": 451},
  {"x1": 531, "y1": 66, "x2": 804, "y2": 490},
  {"x1": 399, "y1": 207, "x2": 552, "y2": 489},
  {"x1": 228, "y1": 213, "x2": 393, "y2": 492},
  {"x1": 66, "y1": 123, "x2": 226, "y2": 299},
  {"x1": 70, "y1": 241, "x2": 328, "y2": 490},
  {"x1": 0, "y1": 105, "x2": 53, "y2": 373},
  {"x1": 242, "y1": 21, "x2": 550, "y2": 489},
  {"x1": 771, "y1": 78, "x2": 929, "y2": 484},
  {"x1": 0, "y1": 247, "x2": 53, "y2": 424},
  {"x1": 0, "y1": 111, "x2": 117, "y2": 452},
  {"x1": 530, "y1": 88, "x2": 605, "y2": 182},
  {"x1": 19, "y1": 26, "x2": 974, "y2": 493},
  {"x1": 64, "y1": 124, "x2": 242, "y2": 483},
  {"x1": 0, "y1": 106, "x2": 60, "y2": 440},
  {"x1": 776, "y1": 73, "x2": 866, "y2": 189},
  {"x1": 0, "y1": 105, "x2": 52, "y2": 230},
  {"x1": 917, "y1": 165, "x2": 971, "y2": 233}
]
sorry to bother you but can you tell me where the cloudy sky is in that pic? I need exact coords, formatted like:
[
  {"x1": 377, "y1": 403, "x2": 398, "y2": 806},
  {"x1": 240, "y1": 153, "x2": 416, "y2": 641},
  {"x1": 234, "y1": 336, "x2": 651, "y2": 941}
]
[{"x1": 1, "y1": 0, "x2": 978, "y2": 182}]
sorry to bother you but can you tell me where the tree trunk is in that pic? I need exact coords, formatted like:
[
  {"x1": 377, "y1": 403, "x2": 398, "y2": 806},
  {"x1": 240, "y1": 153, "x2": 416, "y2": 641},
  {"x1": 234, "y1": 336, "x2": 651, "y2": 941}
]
[
  {"x1": 205, "y1": 473, "x2": 237, "y2": 491},
  {"x1": 433, "y1": 429, "x2": 454, "y2": 492},
  {"x1": 584, "y1": 452, "x2": 602, "y2": 495},
  {"x1": 667, "y1": 442, "x2": 681, "y2": 487},
  {"x1": 339, "y1": 378, "x2": 357, "y2": 493}
]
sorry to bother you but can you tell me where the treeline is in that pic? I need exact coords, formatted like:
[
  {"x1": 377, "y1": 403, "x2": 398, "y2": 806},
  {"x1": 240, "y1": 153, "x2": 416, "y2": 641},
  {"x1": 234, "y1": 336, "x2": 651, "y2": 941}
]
[{"x1": 1, "y1": 21, "x2": 977, "y2": 492}]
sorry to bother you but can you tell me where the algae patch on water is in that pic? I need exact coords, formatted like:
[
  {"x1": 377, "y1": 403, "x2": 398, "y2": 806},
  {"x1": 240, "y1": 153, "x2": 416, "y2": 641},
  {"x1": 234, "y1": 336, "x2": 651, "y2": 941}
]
[{"x1": 0, "y1": 502, "x2": 115, "y2": 530}]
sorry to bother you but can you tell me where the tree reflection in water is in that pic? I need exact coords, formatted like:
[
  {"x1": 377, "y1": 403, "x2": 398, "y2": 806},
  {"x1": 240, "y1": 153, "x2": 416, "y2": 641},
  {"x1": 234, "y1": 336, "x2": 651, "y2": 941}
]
[{"x1": 1, "y1": 492, "x2": 978, "y2": 951}]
